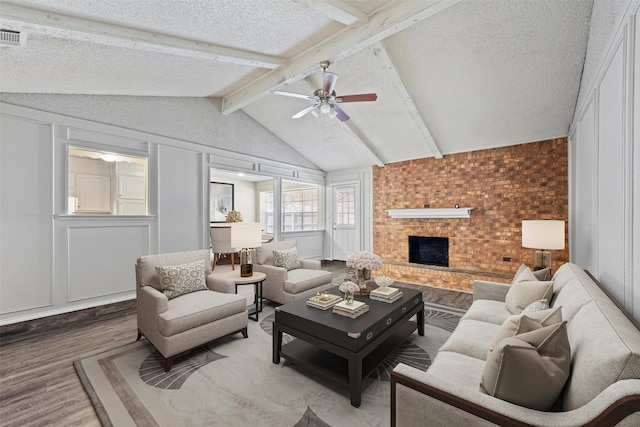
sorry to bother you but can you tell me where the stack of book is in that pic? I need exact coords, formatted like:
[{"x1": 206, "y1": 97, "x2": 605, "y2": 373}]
[
  {"x1": 369, "y1": 286, "x2": 403, "y2": 303},
  {"x1": 306, "y1": 292, "x2": 342, "y2": 310},
  {"x1": 332, "y1": 300, "x2": 369, "y2": 318}
]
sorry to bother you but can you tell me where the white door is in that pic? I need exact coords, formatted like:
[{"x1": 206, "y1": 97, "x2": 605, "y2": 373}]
[{"x1": 332, "y1": 183, "x2": 360, "y2": 260}]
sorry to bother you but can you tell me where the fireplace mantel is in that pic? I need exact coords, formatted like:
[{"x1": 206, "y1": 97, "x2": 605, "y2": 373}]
[{"x1": 386, "y1": 208, "x2": 473, "y2": 219}]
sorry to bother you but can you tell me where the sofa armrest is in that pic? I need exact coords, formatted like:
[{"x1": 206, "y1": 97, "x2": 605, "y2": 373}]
[
  {"x1": 391, "y1": 364, "x2": 640, "y2": 427},
  {"x1": 206, "y1": 274, "x2": 235, "y2": 294},
  {"x1": 138, "y1": 285, "x2": 168, "y2": 315},
  {"x1": 473, "y1": 280, "x2": 510, "y2": 302},
  {"x1": 299, "y1": 259, "x2": 321, "y2": 270}
]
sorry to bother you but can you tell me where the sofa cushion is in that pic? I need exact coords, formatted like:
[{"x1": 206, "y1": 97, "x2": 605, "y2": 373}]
[
  {"x1": 462, "y1": 299, "x2": 512, "y2": 325},
  {"x1": 480, "y1": 321, "x2": 571, "y2": 411},
  {"x1": 438, "y1": 319, "x2": 501, "y2": 360},
  {"x1": 158, "y1": 290, "x2": 246, "y2": 336},
  {"x1": 273, "y1": 247, "x2": 301, "y2": 271},
  {"x1": 156, "y1": 259, "x2": 208, "y2": 299},
  {"x1": 505, "y1": 280, "x2": 553, "y2": 314},
  {"x1": 255, "y1": 240, "x2": 296, "y2": 265},
  {"x1": 488, "y1": 306, "x2": 562, "y2": 352},
  {"x1": 284, "y1": 269, "x2": 332, "y2": 294},
  {"x1": 512, "y1": 264, "x2": 538, "y2": 284},
  {"x1": 427, "y1": 350, "x2": 486, "y2": 389}
]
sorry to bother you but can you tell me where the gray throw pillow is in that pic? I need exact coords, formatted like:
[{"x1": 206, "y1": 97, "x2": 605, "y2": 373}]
[
  {"x1": 480, "y1": 321, "x2": 571, "y2": 411},
  {"x1": 505, "y1": 280, "x2": 554, "y2": 314},
  {"x1": 489, "y1": 306, "x2": 562, "y2": 352},
  {"x1": 532, "y1": 267, "x2": 551, "y2": 281},
  {"x1": 156, "y1": 259, "x2": 207, "y2": 299}
]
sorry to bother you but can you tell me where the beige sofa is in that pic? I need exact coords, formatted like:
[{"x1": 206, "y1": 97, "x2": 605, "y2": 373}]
[
  {"x1": 391, "y1": 262, "x2": 640, "y2": 426},
  {"x1": 253, "y1": 240, "x2": 333, "y2": 304},
  {"x1": 135, "y1": 249, "x2": 248, "y2": 371}
]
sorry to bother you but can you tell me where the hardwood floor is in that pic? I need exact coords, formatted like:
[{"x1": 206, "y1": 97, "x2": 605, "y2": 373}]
[{"x1": 0, "y1": 262, "x2": 472, "y2": 426}]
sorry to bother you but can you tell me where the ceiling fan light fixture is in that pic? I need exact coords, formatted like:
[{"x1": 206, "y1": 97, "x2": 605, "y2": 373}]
[
  {"x1": 320, "y1": 103, "x2": 330, "y2": 114},
  {"x1": 328, "y1": 106, "x2": 337, "y2": 118}
]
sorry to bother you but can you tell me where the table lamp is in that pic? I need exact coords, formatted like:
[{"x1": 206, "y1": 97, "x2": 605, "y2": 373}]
[
  {"x1": 522, "y1": 220, "x2": 565, "y2": 270},
  {"x1": 231, "y1": 222, "x2": 262, "y2": 277}
]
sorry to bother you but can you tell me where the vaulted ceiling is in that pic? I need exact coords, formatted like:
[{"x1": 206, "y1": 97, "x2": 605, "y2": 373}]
[{"x1": 0, "y1": 0, "x2": 593, "y2": 171}]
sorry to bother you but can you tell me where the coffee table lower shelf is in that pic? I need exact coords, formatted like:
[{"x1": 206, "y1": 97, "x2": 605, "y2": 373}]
[{"x1": 279, "y1": 321, "x2": 417, "y2": 402}]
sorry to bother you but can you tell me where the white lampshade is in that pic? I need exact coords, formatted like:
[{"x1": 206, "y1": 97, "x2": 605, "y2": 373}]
[
  {"x1": 522, "y1": 220, "x2": 565, "y2": 250},
  {"x1": 230, "y1": 222, "x2": 262, "y2": 248}
]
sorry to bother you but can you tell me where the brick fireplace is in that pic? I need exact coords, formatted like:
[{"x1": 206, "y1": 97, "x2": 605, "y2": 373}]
[{"x1": 372, "y1": 138, "x2": 569, "y2": 293}]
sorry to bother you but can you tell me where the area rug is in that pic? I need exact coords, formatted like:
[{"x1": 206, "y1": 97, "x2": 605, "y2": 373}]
[{"x1": 74, "y1": 302, "x2": 464, "y2": 427}]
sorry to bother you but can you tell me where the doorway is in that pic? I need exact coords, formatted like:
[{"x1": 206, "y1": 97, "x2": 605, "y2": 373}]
[{"x1": 332, "y1": 183, "x2": 360, "y2": 260}]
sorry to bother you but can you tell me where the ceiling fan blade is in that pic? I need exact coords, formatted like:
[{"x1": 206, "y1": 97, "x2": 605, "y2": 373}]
[
  {"x1": 273, "y1": 90, "x2": 315, "y2": 101},
  {"x1": 335, "y1": 93, "x2": 378, "y2": 103},
  {"x1": 333, "y1": 105, "x2": 350, "y2": 122},
  {"x1": 292, "y1": 104, "x2": 320, "y2": 119},
  {"x1": 323, "y1": 72, "x2": 338, "y2": 95}
]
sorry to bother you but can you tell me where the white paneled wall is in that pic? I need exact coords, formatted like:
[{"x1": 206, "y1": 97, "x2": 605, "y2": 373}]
[
  {"x1": 0, "y1": 103, "x2": 324, "y2": 325},
  {"x1": 569, "y1": 1, "x2": 639, "y2": 319}
]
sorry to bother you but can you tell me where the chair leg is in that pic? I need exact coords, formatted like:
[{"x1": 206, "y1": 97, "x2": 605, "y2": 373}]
[
  {"x1": 164, "y1": 356, "x2": 176, "y2": 372},
  {"x1": 212, "y1": 253, "x2": 218, "y2": 270},
  {"x1": 241, "y1": 327, "x2": 248, "y2": 338},
  {"x1": 231, "y1": 253, "x2": 235, "y2": 270}
]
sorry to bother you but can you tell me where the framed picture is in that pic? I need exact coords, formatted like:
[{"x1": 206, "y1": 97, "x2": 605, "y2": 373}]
[{"x1": 210, "y1": 182, "x2": 234, "y2": 223}]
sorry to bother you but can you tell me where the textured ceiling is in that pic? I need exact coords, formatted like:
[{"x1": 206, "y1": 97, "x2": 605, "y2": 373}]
[{"x1": 0, "y1": 0, "x2": 593, "y2": 171}]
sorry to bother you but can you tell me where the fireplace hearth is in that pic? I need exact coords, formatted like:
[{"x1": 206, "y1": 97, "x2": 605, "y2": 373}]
[{"x1": 408, "y1": 236, "x2": 449, "y2": 267}]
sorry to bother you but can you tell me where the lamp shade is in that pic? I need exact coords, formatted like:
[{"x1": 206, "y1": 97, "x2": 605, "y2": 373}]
[
  {"x1": 230, "y1": 222, "x2": 262, "y2": 248},
  {"x1": 522, "y1": 220, "x2": 565, "y2": 250}
]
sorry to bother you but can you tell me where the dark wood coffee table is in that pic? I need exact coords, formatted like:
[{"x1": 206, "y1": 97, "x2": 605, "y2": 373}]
[{"x1": 272, "y1": 286, "x2": 424, "y2": 407}]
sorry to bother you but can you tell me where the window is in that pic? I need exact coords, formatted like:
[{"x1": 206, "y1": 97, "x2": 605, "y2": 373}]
[
  {"x1": 281, "y1": 180, "x2": 321, "y2": 231},
  {"x1": 335, "y1": 187, "x2": 355, "y2": 226},
  {"x1": 68, "y1": 147, "x2": 148, "y2": 215}
]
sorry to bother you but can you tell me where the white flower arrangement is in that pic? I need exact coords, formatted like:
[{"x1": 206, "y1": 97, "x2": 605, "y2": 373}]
[
  {"x1": 346, "y1": 251, "x2": 383, "y2": 271},
  {"x1": 339, "y1": 281, "x2": 360, "y2": 294}
]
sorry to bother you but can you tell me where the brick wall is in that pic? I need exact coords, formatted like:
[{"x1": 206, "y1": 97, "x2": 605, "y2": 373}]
[{"x1": 372, "y1": 138, "x2": 569, "y2": 293}]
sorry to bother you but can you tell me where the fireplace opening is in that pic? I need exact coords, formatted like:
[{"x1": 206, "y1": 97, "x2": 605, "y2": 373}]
[{"x1": 409, "y1": 236, "x2": 449, "y2": 267}]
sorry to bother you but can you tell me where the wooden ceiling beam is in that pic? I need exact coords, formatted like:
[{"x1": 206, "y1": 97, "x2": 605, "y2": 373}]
[
  {"x1": 307, "y1": 0, "x2": 369, "y2": 27},
  {"x1": 0, "y1": 3, "x2": 282, "y2": 69},
  {"x1": 372, "y1": 43, "x2": 443, "y2": 159},
  {"x1": 222, "y1": 0, "x2": 462, "y2": 114}
]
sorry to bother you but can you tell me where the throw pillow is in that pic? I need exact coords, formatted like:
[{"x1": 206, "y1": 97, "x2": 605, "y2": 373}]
[
  {"x1": 488, "y1": 306, "x2": 562, "y2": 352},
  {"x1": 480, "y1": 321, "x2": 571, "y2": 411},
  {"x1": 532, "y1": 267, "x2": 551, "y2": 281},
  {"x1": 273, "y1": 247, "x2": 301, "y2": 271},
  {"x1": 155, "y1": 259, "x2": 207, "y2": 299},
  {"x1": 521, "y1": 299, "x2": 549, "y2": 314},
  {"x1": 511, "y1": 264, "x2": 534, "y2": 284},
  {"x1": 505, "y1": 280, "x2": 554, "y2": 314}
]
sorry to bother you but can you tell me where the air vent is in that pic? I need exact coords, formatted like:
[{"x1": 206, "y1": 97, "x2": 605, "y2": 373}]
[{"x1": 0, "y1": 29, "x2": 22, "y2": 47}]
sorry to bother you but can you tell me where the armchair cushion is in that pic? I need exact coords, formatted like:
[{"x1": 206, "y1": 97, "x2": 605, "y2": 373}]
[
  {"x1": 273, "y1": 247, "x2": 301, "y2": 271},
  {"x1": 156, "y1": 259, "x2": 207, "y2": 299},
  {"x1": 284, "y1": 268, "x2": 332, "y2": 294},
  {"x1": 158, "y1": 290, "x2": 247, "y2": 336}
]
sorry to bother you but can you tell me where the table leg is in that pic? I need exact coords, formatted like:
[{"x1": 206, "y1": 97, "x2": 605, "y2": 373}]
[
  {"x1": 348, "y1": 354, "x2": 363, "y2": 408},
  {"x1": 258, "y1": 281, "x2": 263, "y2": 312},
  {"x1": 272, "y1": 322, "x2": 282, "y2": 364},
  {"x1": 417, "y1": 306, "x2": 425, "y2": 336}
]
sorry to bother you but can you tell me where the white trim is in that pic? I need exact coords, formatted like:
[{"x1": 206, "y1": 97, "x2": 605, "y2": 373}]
[{"x1": 386, "y1": 208, "x2": 473, "y2": 219}]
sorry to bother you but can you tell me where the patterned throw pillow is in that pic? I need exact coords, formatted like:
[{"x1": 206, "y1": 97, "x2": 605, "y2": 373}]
[
  {"x1": 155, "y1": 259, "x2": 207, "y2": 299},
  {"x1": 273, "y1": 247, "x2": 301, "y2": 271},
  {"x1": 522, "y1": 299, "x2": 550, "y2": 314}
]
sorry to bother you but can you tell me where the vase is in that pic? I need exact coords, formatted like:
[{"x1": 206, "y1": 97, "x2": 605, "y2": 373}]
[
  {"x1": 358, "y1": 268, "x2": 371, "y2": 280},
  {"x1": 344, "y1": 291, "x2": 354, "y2": 305}
]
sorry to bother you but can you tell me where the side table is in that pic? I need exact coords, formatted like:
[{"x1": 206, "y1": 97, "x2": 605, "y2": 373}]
[{"x1": 227, "y1": 271, "x2": 266, "y2": 321}]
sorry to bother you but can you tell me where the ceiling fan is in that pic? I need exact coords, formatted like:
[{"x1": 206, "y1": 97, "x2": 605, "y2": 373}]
[{"x1": 273, "y1": 60, "x2": 377, "y2": 122}]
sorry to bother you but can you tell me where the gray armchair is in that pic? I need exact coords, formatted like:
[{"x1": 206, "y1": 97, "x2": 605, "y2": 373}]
[
  {"x1": 253, "y1": 241, "x2": 333, "y2": 304},
  {"x1": 135, "y1": 249, "x2": 248, "y2": 371}
]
